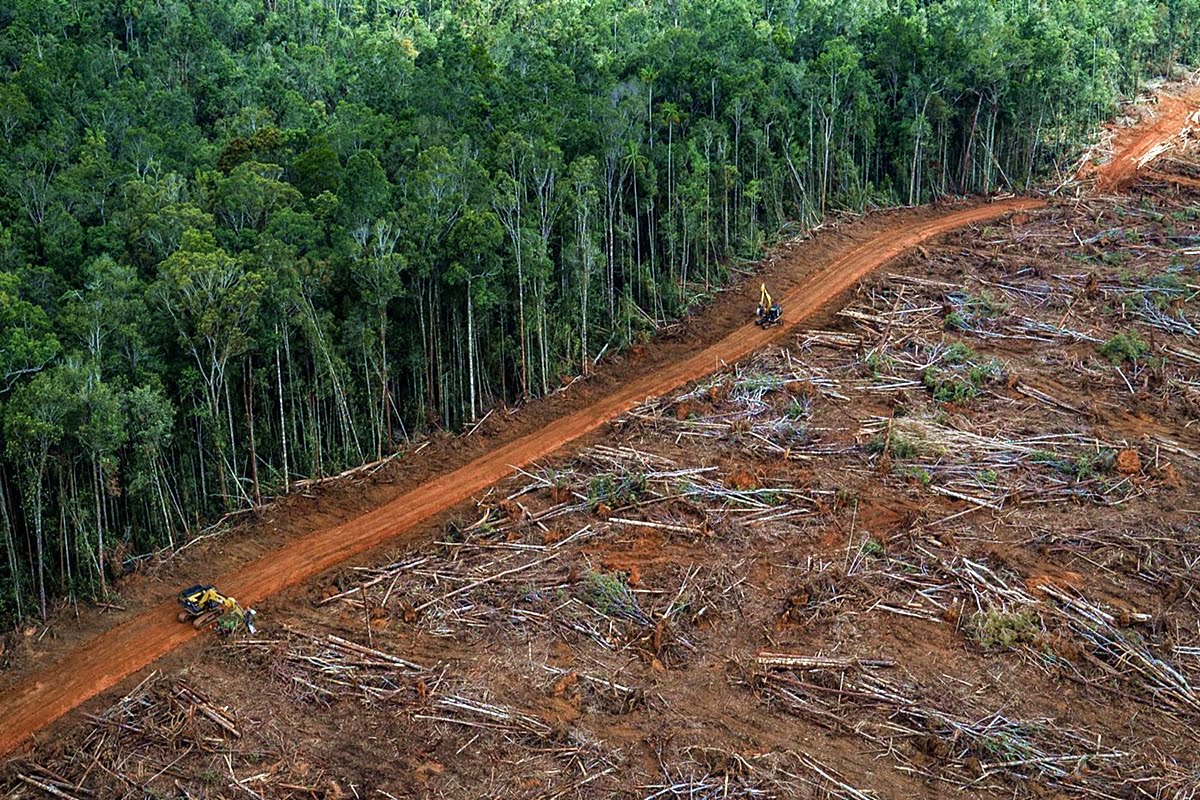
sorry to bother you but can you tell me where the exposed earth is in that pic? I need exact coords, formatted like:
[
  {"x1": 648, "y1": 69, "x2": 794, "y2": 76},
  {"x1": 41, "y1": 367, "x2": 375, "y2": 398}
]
[{"x1": 2, "y1": 85, "x2": 1199, "y2": 798}]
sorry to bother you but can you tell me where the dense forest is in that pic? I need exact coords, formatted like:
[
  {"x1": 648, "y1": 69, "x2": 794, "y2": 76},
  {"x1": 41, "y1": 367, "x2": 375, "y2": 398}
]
[{"x1": 0, "y1": 0, "x2": 1196, "y2": 624}]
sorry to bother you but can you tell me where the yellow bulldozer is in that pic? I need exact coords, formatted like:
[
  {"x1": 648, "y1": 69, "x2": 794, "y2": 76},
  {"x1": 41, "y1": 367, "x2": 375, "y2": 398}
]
[
  {"x1": 177, "y1": 585, "x2": 258, "y2": 635},
  {"x1": 756, "y1": 283, "x2": 783, "y2": 328}
]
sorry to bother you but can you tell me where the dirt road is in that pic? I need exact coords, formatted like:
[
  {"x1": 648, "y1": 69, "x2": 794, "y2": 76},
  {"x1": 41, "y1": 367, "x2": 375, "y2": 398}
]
[
  {"x1": 0, "y1": 198, "x2": 1041, "y2": 759},
  {"x1": 1093, "y1": 87, "x2": 1200, "y2": 191}
]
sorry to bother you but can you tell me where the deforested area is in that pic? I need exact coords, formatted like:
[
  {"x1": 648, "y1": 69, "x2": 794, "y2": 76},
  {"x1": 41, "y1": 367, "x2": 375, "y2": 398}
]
[
  {"x1": 5, "y1": 143, "x2": 1200, "y2": 796},
  {"x1": 1, "y1": 0, "x2": 1198, "y2": 628}
]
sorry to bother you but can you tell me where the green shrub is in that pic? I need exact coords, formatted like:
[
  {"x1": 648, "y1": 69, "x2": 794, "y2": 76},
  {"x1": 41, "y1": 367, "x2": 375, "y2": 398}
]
[
  {"x1": 587, "y1": 470, "x2": 647, "y2": 508},
  {"x1": 869, "y1": 433, "x2": 922, "y2": 459},
  {"x1": 923, "y1": 368, "x2": 980, "y2": 403},
  {"x1": 943, "y1": 341, "x2": 975, "y2": 364},
  {"x1": 1098, "y1": 330, "x2": 1149, "y2": 364},
  {"x1": 969, "y1": 609, "x2": 1041, "y2": 650},
  {"x1": 580, "y1": 570, "x2": 643, "y2": 621},
  {"x1": 899, "y1": 466, "x2": 932, "y2": 486}
]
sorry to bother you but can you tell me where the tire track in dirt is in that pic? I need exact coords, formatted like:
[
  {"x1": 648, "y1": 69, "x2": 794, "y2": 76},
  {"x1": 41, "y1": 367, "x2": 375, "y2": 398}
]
[{"x1": 0, "y1": 198, "x2": 1041, "y2": 759}]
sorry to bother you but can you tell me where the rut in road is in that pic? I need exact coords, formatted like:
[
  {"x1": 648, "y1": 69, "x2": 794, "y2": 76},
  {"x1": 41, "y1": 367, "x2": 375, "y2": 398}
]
[{"x1": 0, "y1": 198, "x2": 1041, "y2": 759}]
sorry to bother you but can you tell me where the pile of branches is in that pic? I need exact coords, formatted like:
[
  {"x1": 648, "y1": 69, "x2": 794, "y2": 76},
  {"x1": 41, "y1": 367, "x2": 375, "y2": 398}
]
[
  {"x1": 861, "y1": 415, "x2": 1160, "y2": 508},
  {"x1": 640, "y1": 747, "x2": 876, "y2": 800},
  {"x1": 750, "y1": 654, "x2": 1191, "y2": 797},
  {"x1": 1029, "y1": 523, "x2": 1200, "y2": 609},
  {"x1": 4, "y1": 672, "x2": 307, "y2": 800},
  {"x1": 635, "y1": 353, "x2": 852, "y2": 462}
]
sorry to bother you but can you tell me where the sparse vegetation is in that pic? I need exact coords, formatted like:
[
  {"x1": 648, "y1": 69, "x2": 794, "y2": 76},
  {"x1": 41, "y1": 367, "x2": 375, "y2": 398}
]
[
  {"x1": 1099, "y1": 330, "x2": 1149, "y2": 363},
  {"x1": 923, "y1": 368, "x2": 981, "y2": 403},
  {"x1": 587, "y1": 471, "x2": 648, "y2": 509},
  {"x1": 968, "y1": 609, "x2": 1042, "y2": 650}
]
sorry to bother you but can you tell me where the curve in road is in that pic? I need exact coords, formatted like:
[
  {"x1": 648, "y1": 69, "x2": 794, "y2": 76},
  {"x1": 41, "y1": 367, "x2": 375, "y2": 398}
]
[{"x1": 1093, "y1": 88, "x2": 1200, "y2": 192}]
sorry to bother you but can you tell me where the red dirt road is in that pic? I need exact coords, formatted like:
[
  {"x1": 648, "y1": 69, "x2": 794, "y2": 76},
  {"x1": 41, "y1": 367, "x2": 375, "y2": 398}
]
[
  {"x1": 1092, "y1": 87, "x2": 1200, "y2": 191},
  {"x1": 0, "y1": 198, "x2": 1042, "y2": 759}
]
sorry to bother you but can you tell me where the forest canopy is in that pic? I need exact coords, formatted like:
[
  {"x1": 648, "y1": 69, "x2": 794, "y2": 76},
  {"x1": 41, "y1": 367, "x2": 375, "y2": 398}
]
[{"x1": 0, "y1": 0, "x2": 1196, "y2": 624}]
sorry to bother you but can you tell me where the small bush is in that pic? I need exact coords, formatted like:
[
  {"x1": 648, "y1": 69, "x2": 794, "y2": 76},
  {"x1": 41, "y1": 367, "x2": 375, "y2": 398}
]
[
  {"x1": 899, "y1": 466, "x2": 932, "y2": 486},
  {"x1": 864, "y1": 350, "x2": 893, "y2": 376},
  {"x1": 1103, "y1": 330, "x2": 1149, "y2": 361},
  {"x1": 580, "y1": 570, "x2": 643, "y2": 621},
  {"x1": 969, "y1": 609, "x2": 1041, "y2": 650},
  {"x1": 1029, "y1": 449, "x2": 1114, "y2": 479},
  {"x1": 1098, "y1": 330, "x2": 1149, "y2": 364},
  {"x1": 964, "y1": 291, "x2": 1006, "y2": 318},
  {"x1": 869, "y1": 433, "x2": 922, "y2": 459},
  {"x1": 587, "y1": 471, "x2": 647, "y2": 509},
  {"x1": 943, "y1": 341, "x2": 975, "y2": 365},
  {"x1": 785, "y1": 399, "x2": 808, "y2": 420},
  {"x1": 923, "y1": 368, "x2": 980, "y2": 403}
]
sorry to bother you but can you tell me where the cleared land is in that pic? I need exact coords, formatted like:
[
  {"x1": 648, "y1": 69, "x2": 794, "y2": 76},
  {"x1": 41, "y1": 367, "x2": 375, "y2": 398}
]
[{"x1": 3, "y1": 90, "x2": 1199, "y2": 798}]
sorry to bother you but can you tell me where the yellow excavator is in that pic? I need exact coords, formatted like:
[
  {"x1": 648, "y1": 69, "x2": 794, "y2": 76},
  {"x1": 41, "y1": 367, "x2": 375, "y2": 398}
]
[
  {"x1": 177, "y1": 585, "x2": 258, "y2": 635},
  {"x1": 756, "y1": 283, "x2": 782, "y2": 328}
]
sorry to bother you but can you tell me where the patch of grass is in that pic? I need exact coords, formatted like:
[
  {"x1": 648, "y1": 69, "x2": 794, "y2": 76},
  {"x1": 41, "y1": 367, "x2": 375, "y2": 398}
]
[
  {"x1": 898, "y1": 465, "x2": 932, "y2": 486},
  {"x1": 977, "y1": 468, "x2": 999, "y2": 485},
  {"x1": 869, "y1": 433, "x2": 923, "y2": 459},
  {"x1": 923, "y1": 368, "x2": 981, "y2": 403},
  {"x1": 785, "y1": 399, "x2": 808, "y2": 420},
  {"x1": 859, "y1": 538, "x2": 886, "y2": 559},
  {"x1": 943, "y1": 341, "x2": 976, "y2": 365},
  {"x1": 580, "y1": 570, "x2": 643, "y2": 620},
  {"x1": 1098, "y1": 330, "x2": 1149, "y2": 364},
  {"x1": 969, "y1": 609, "x2": 1041, "y2": 650},
  {"x1": 944, "y1": 310, "x2": 968, "y2": 331},
  {"x1": 587, "y1": 470, "x2": 648, "y2": 509}
]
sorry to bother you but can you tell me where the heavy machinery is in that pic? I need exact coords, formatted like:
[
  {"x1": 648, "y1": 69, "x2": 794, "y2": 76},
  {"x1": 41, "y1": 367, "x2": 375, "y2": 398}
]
[
  {"x1": 756, "y1": 283, "x2": 782, "y2": 328},
  {"x1": 177, "y1": 585, "x2": 258, "y2": 635}
]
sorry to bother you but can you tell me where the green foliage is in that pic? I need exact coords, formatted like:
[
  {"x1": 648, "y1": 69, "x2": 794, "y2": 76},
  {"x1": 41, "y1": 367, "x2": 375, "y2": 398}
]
[
  {"x1": 1029, "y1": 449, "x2": 1115, "y2": 479},
  {"x1": 869, "y1": 433, "x2": 922, "y2": 460},
  {"x1": 923, "y1": 368, "x2": 981, "y2": 403},
  {"x1": 785, "y1": 399, "x2": 808, "y2": 420},
  {"x1": 580, "y1": 570, "x2": 643, "y2": 621},
  {"x1": 0, "y1": 271, "x2": 60, "y2": 393},
  {"x1": 898, "y1": 466, "x2": 932, "y2": 486},
  {"x1": 1098, "y1": 330, "x2": 1149, "y2": 364},
  {"x1": 859, "y1": 538, "x2": 886, "y2": 558},
  {"x1": 942, "y1": 342, "x2": 976, "y2": 365},
  {"x1": 968, "y1": 610, "x2": 1041, "y2": 651},
  {"x1": 587, "y1": 471, "x2": 648, "y2": 509},
  {"x1": 0, "y1": 0, "x2": 1194, "y2": 625}
]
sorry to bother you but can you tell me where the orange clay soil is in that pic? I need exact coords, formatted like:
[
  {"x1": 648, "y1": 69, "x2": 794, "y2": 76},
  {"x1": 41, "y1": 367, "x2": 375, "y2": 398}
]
[
  {"x1": 0, "y1": 197, "x2": 1042, "y2": 759},
  {"x1": 1089, "y1": 85, "x2": 1200, "y2": 191}
]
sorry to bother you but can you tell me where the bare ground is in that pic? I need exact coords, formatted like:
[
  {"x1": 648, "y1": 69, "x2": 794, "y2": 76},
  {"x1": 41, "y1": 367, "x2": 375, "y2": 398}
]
[{"x1": 5, "y1": 179, "x2": 1200, "y2": 798}]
